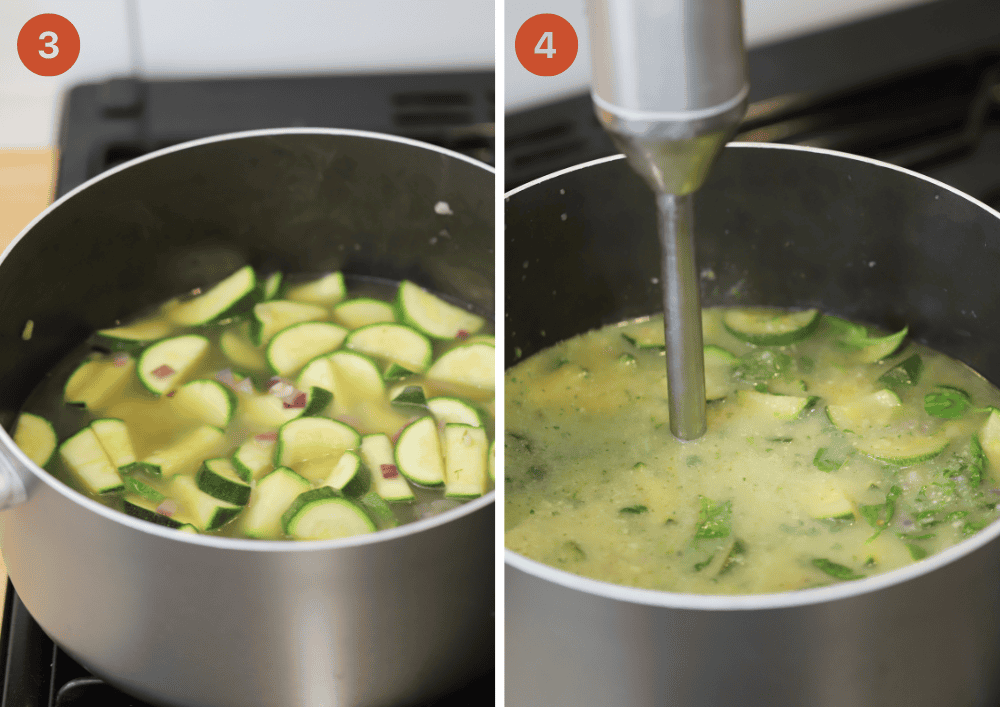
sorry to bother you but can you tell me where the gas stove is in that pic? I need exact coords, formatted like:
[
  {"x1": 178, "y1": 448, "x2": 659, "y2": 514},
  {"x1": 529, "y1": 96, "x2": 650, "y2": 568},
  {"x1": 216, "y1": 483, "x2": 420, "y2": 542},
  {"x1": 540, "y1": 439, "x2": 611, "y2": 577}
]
[{"x1": 1, "y1": 69, "x2": 494, "y2": 707}]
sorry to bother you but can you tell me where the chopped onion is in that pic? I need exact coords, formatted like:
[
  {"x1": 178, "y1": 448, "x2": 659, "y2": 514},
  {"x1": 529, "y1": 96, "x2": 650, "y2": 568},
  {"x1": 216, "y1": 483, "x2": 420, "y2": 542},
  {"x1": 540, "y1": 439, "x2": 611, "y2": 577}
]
[
  {"x1": 166, "y1": 391, "x2": 176, "y2": 398},
  {"x1": 152, "y1": 364, "x2": 175, "y2": 379},
  {"x1": 456, "y1": 329, "x2": 470, "y2": 340},
  {"x1": 215, "y1": 369, "x2": 237, "y2": 388},
  {"x1": 283, "y1": 392, "x2": 307, "y2": 409},
  {"x1": 234, "y1": 377, "x2": 254, "y2": 395},
  {"x1": 268, "y1": 379, "x2": 295, "y2": 399},
  {"x1": 113, "y1": 353, "x2": 129, "y2": 368},
  {"x1": 156, "y1": 500, "x2": 178, "y2": 517},
  {"x1": 255, "y1": 431, "x2": 278, "y2": 443},
  {"x1": 381, "y1": 464, "x2": 400, "y2": 479}
]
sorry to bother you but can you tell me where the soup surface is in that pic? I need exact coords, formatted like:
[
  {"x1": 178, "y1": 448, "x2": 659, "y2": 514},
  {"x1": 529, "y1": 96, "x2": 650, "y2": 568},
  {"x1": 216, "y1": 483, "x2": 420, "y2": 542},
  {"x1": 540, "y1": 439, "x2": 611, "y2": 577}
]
[
  {"x1": 13, "y1": 267, "x2": 495, "y2": 540},
  {"x1": 505, "y1": 308, "x2": 1000, "y2": 594}
]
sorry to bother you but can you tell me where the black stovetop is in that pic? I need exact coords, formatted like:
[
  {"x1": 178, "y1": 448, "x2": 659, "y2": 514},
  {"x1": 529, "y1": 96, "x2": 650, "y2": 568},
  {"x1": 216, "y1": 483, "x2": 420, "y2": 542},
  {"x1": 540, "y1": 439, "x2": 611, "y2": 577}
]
[{"x1": 1, "y1": 69, "x2": 494, "y2": 707}]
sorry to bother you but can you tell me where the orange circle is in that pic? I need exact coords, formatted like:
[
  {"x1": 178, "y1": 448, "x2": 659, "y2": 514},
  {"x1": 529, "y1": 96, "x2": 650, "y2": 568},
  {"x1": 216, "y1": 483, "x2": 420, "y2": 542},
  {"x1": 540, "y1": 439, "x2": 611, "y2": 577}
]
[
  {"x1": 17, "y1": 14, "x2": 80, "y2": 77},
  {"x1": 515, "y1": 14, "x2": 578, "y2": 77}
]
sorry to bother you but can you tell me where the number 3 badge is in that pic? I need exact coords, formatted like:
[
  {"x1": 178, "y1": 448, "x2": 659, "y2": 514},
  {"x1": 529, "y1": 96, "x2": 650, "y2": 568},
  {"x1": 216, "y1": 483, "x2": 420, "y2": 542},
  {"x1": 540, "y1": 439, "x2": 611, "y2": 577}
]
[
  {"x1": 515, "y1": 14, "x2": 578, "y2": 77},
  {"x1": 17, "y1": 14, "x2": 81, "y2": 76}
]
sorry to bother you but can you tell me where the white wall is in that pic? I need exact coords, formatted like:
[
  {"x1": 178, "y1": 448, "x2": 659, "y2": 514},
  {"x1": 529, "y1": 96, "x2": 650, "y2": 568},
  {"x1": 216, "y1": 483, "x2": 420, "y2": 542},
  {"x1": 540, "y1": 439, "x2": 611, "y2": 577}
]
[
  {"x1": 504, "y1": 0, "x2": 939, "y2": 111},
  {"x1": 0, "y1": 0, "x2": 494, "y2": 148}
]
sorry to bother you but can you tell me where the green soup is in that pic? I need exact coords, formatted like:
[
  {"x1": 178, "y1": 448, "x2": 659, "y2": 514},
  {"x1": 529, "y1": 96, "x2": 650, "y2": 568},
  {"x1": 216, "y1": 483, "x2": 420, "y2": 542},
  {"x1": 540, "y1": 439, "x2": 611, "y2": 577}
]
[{"x1": 505, "y1": 308, "x2": 1000, "y2": 594}]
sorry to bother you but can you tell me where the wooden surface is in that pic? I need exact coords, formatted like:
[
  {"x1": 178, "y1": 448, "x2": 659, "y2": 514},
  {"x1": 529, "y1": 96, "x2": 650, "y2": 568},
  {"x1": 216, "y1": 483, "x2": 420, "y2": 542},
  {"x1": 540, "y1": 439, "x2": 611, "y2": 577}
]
[{"x1": 0, "y1": 147, "x2": 56, "y2": 609}]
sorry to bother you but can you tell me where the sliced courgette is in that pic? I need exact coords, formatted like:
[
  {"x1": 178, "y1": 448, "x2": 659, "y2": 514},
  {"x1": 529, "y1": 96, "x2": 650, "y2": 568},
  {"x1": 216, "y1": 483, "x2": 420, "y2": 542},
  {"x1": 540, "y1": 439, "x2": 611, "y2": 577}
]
[
  {"x1": 396, "y1": 280, "x2": 486, "y2": 340},
  {"x1": 980, "y1": 408, "x2": 1000, "y2": 469},
  {"x1": 137, "y1": 425, "x2": 225, "y2": 477},
  {"x1": 443, "y1": 423, "x2": 489, "y2": 498},
  {"x1": 250, "y1": 299, "x2": 328, "y2": 347},
  {"x1": 735, "y1": 390, "x2": 812, "y2": 420},
  {"x1": 167, "y1": 266, "x2": 258, "y2": 326},
  {"x1": 285, "y1": 272, "x2": 346, "y2": 306},
  {"x1": 172, "y1": 379, "x2": 238, "y2": 429},
  {"x1": 427, "y1": 397, "x2": 482, "y2": 427},
  {"x1": 266, "y1": 322, "x2": 348, "y2": 376},
  {"x1": 281, "y1": 487, "x2": 375, "y2": 540},
  {"x1": 232, "y1": 436, "x2": 275, "y2": 481},
  {"x1": 197, "y1": 457, "x2": 252, "y2": 506},
  {"x1": 121, "y1": 495, "x2": 186, "y2": 529},
  {"x1": 238, "y1": 393, "x2": 304, "y2": 429},
  {"x1": 855, "y1": 434, "x2": 949, "y2": 466},
  {"x1": 344, "y1": 323, "x2": 433, "y2": 374},
  {"x1": 425, "y1": 343, "x2": 495, "y2": 393},
  {"x1": 59, "y1": 427, "x2": 124, "y2": 494},
  {"x1": 704, "y1": 345, "x2": 737, "y2": 401},
  {"x1": 219, "y1": 322, "x2": 268, "y2": 372},
  {"x1": 332, "y1": 298, "x2": 396, "y2": 329},
  {"x1": 391, "y1": 385, "x2": 429, "y2": 414},
  {"x1": 137, "y1": 335, "x2": 210, "y2": 396},
  {"x1": 90, "y1": 418, "x2": 139, "y2": 472},
  {"x1": 328, "y1": 350, "x2": 385, "y2": 410},
  {"x1": 170, "y1": 475, "x2": 242, "y2": 531},
  {"x1": 13, "y1": 412, "x2": 57, "y2": 467},
  {"x1": 274, "y1": 417, "x2": 361, "y2": 468},
  {"x1": 723, "y1": 308, "x2": 822, "y2": 346},
  {"x1": 394, "y1": 416, "x2": 446, "y2": 487},
  {"x1": 359, "y1": 433, "x2": 415, "y2": 502},
  {"x1": 95, "y1": 317, "x2": 174, "y2": 350},
  {"x1": 64, "y1": 356, "x2": 135, "y2": 408},
  {"x1": 242, "y1": 466, "x2": 311, "y2": 539},
  {"x1": 261, "y1": 271, "x2": 284, "y2": 300},
  {"x1": 826, "y1": 390, "x2": 901, "y2": 433},
  {"x1": 323, "y1": 451, "x2": 368, "y2": 496}
]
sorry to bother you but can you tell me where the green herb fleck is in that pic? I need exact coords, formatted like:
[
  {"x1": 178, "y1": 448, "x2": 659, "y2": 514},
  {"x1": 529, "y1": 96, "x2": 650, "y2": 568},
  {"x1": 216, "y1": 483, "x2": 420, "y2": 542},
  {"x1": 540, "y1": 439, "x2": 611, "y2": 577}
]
[
  {"x1": 559, "y1": 540, "x2": 586, "y2": 562},
  {"x1": 811, "y1": 558, "x2": 864, "y2": 581},
  {"x1": 686, "y1": 455, "x2": 702, "y2": 467},
  {"x1": 906, "y1": 544, "x2": 928, "y2": 561},
  {"x1": 694, "y1": 496, "x2": 732, "y2": 540},
  {"x1": 514, "y1": 347, "x2": 522, "y2": 360},
  {"x1": 618, "y1": 353, "x2": 637, "y2": 366},
  {"x1": 693, "y1": 555, "x2": 715, "y2": 572},
  {"x1": 619, "y1": 505, "x2": 649, "y2": 515}
]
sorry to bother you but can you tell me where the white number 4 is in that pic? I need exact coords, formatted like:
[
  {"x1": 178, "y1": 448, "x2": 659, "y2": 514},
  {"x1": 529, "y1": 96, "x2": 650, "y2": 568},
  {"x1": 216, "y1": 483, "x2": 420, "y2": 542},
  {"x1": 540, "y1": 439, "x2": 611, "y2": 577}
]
[{"x1": 535, "y1": 31, "x2": 555, "y2": 59}]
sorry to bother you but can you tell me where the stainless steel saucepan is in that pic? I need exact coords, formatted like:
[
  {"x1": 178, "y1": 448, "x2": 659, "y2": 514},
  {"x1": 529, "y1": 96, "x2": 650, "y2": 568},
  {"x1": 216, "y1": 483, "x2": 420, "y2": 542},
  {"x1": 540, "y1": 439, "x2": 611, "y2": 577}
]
[
  {"x1": 505, "y1": 143, "x2": 1000, "y2": 707},
  {"x1": 0, "y1": 128, "x2": 494, "y2": 707}
]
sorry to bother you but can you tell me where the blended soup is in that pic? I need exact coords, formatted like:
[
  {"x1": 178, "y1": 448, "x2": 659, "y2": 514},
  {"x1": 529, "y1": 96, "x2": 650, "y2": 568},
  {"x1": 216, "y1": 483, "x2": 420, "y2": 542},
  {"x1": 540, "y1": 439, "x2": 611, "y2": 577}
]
[
  {"x1": 505, "y1": 308, "x2": 1000, "y2": 594},
  {"x1": 13, "y1": 268, "x2": 495, "y2": 541}
]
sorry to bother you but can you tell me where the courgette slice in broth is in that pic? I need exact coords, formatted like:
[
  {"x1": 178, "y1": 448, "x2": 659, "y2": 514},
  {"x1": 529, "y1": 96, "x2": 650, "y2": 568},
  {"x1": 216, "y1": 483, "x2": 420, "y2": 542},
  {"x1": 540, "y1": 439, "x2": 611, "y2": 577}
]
[
  {"x1": 13, "y1": 412, "x2": 57, "y2": 467},
  {"x1": 723, "y1": 308, "x2": 821, "y2": 346},
  {"x1": 397, "y1": 280, "x2": 485, "y2": 340},
  {"x1": 166, "y1": 266, "x2": 257, "y2": 326}
]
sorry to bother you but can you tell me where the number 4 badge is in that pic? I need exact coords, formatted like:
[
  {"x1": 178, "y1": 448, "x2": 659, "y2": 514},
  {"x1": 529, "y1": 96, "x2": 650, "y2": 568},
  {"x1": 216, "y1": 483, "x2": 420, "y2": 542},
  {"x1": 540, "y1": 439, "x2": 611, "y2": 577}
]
[{"x1": 515, "y1": 14, "x2": 579, "y2": 77}]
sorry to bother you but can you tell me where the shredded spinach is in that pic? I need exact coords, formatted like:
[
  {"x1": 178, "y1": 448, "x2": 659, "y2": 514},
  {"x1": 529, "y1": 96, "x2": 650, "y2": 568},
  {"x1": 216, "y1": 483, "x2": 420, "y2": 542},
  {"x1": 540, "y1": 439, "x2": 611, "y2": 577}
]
[
  {"x1": 694, "y1": 496, "x2": 731, "y2": 540},
  {"x1": 811, "y1": 558, "x2": 864, "y2": 581},
  {"x1": 814, "y1": 446, "x2": 849, "y2": 472},
  {"x1": 924, "y1": 386, "x2": 971, "y2": 419},
  {"x1": 619, "y1": 505, "x2": 648, "y2": 515},
  {"x1": 876, "y1": 353, "x2": 923, "y2": 391}
]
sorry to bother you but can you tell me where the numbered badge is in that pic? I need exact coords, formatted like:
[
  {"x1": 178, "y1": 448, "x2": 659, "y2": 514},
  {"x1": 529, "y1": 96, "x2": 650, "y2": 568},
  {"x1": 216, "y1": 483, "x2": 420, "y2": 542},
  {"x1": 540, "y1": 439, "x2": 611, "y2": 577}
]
[
  {"x1": 17, "y1": 14, "x2": 80, "y2": 77},
  {"x1": 515, "y1": 14, "x2": 578, "y2": 77}
]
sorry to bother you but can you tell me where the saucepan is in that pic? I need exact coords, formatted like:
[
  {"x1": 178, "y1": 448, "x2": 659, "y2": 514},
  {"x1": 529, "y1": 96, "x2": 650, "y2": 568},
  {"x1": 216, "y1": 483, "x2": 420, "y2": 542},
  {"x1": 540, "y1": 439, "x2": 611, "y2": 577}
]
[
  {"x1": 505, "y1": 144, "x2": 1000, "y2": 707},
  {"x1": 0, "y1": 128, "x2": 494, "y2": 707}
]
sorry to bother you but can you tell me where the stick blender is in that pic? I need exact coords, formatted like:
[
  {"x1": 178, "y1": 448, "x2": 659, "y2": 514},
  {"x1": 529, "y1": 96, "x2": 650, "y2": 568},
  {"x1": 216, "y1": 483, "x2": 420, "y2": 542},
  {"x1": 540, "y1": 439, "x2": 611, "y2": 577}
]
[{"x1": 587, "y1": 0, "x2": 749, "y2": 440}]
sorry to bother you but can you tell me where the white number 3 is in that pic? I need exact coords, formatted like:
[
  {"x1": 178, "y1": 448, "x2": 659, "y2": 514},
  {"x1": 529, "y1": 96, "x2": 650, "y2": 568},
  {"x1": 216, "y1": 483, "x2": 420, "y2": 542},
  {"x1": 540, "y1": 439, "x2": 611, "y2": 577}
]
[
  {"x1": 535, "y1": 31, "x2": 555, "y2": 59},
  {"x1": 38, "y1": 31, "x2": 59, "y2": 59}
]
